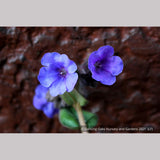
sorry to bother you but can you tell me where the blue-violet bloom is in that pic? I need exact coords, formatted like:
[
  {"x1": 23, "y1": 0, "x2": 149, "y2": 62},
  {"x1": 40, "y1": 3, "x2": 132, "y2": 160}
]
[
  {"x1": 88, "y1": 45, "x2": 123, "y2": 85},
  {"x1": 33, "y1": 84, "x2": 59, "y2": 118},
  {"x1": 38, "y1": 52, "x2": 78, "y2": 97}
]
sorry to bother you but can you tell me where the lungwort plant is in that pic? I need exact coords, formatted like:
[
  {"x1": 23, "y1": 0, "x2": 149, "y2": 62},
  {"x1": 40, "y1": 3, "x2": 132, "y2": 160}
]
[{"x1": 33, "y1": 45, "x2": 123, "y2": 133}]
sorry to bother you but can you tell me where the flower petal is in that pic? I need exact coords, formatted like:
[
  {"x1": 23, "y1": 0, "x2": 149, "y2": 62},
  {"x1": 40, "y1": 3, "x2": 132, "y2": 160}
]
[
  {"x1": 43, "y1": 102, "x2": 58, "y2": 118},
  {"x1": 67, "y1": 60, "x2": 77, "y2": 73},
  {"x1": 33, "y1": 95, "x2": 47, "y2": 110},
  {"x1": 107, "y1": 56, "x2": 123, "y2": 76},
  {"x1": 35, "y1": 84, "x2": 48, "y2": 98},
  {"x1": 92, "y1": 69, "x2": 116, "y2": 85},
  {"x1": 97, "y1": 45, "x2": 114, "y2": 58},
  {"x1": 38, "y1": 66, "x2": 58, "y2": 88},
  {"x1": 100, "y1": 73, "x2": 116, "y2": 85},
  {"x1": 66, "y1": 73, "x2": 78, "y2": 92},
  {"x1": 54, "y1": 54, "x2": 70, "y2": 67},
  {"x1": 88, "y1": 51, "x2": 99, "y2": 72},
  {"x1": 49, "y1": 78, "x2": 66, "y2": 97},
  {"x1": 41, "y1": 52, "x2": 60, "y2": 66}
]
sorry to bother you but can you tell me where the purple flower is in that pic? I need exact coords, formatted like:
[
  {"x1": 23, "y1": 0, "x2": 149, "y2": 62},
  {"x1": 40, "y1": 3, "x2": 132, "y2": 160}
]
[
  {"x1": 38, "y1": 52, "x2": 78, "y2": 97},
  {"x1": 33, "y1": 84, "x2": 59, "y2": 118},
  {"x1": 88, "y1": 45, "x2": 123, "y2": 85}
]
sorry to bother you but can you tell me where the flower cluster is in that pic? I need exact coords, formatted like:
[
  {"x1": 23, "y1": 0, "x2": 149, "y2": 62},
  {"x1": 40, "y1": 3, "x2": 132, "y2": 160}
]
[
  {"x1": 33, "y1": 84, "x2": 59, "y2": 118},
  {"x1": 33, "y1": 45, "x2": 123, "y2": 119},
  {"x1": 38, "y1": 52, "x2": 78, "y2": 97},
  {"x1": 88, "y1": 45, "x2": 123, "y2": 85}
]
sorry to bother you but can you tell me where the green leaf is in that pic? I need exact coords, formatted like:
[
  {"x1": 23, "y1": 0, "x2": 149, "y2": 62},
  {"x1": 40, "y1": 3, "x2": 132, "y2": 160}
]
[
  {"x1": 82, "y1": 111, "x2": 98, "y2": 129},
  {"x1": 69, "y1": 107, "x2": 98, "y2": 129},
  {"x1": 60, "y1": 93, "x2": 73, "y2": 106},
  {"x1": 61, "y1": 89, "x2": 87, "y2": 107},
  {"x1": 59, "y1": 108, "x2": 79, "y2": 129},
  {"x1": 59, "y1": 107, "x2": 98, "y2": 130}
]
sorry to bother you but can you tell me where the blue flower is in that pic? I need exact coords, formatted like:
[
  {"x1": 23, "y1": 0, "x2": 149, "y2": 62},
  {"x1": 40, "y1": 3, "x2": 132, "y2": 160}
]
[
  {"x1": 88, "y1": 45, "x2": 123, "y2": 85},
  {"x1": 33, "y1": 84, "x2": 59, "y2": 118},
  {"x1": 38, "y1": 52, "x2": 78, "y2": 97}
]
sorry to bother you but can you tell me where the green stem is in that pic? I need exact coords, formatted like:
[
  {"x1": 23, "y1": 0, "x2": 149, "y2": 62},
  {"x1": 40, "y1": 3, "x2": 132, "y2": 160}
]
[
  {"x1": 62, "y1": 89, "x2": 88, "y2": 133},
  {"x1": 73, "y1": 102, "x2": 88, "y2": 133},
  {"x1": 67, "y1": 92, "x2": 77, "y2": 103}
]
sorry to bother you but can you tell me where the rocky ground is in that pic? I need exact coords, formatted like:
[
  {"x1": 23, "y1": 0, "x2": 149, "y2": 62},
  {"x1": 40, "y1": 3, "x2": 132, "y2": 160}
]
[{"x1": 0, "y1": 27, "x2": 160, "y2": 133}]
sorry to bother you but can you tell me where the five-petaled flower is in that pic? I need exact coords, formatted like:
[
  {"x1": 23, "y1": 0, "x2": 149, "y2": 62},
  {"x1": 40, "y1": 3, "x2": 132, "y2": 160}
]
[
  {"x1": 88, "y1": 45, "x2": 123, "y2": 85},
  {"x1": 33, "y1": 84, "x2": 59, "y2": 118},
  {"x1": 38, "y1": 52, "x2": 78, "y2": 97}
]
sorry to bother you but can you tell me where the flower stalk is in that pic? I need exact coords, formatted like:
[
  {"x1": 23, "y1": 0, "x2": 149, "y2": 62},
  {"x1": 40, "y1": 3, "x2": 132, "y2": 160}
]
[
  {"x1": 73, "y1": 102, "x2": 88, "y2": 133},
  {"x1": 66, "y1": 91, "x2": 88, "y2": 133}
]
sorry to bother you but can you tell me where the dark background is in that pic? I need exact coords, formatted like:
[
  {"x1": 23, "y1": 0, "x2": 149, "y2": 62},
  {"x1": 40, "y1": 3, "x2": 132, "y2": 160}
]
[{"x1": 0, "y1": 27, "x2": 160, "y2": 133}]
